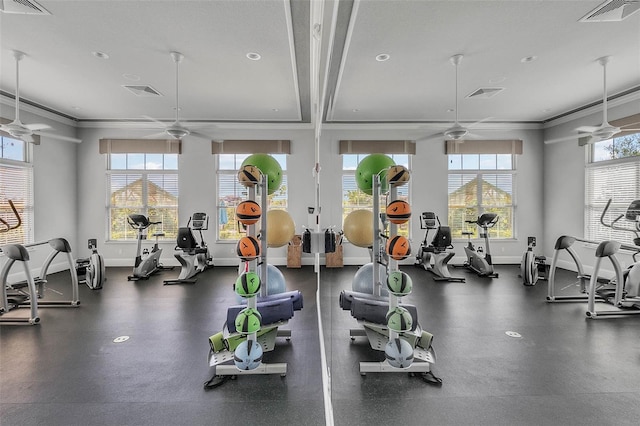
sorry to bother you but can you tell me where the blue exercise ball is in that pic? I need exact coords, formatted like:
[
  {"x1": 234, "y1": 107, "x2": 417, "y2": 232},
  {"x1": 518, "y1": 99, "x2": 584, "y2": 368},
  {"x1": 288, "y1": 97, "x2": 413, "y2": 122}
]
[
  {"x1": 352, "y1": 262, "x2": 389, "y2": 296},
  {"x1": 234, "y1": 339, "x2": 263, "y2": 371},
  {"x1": 258, "y1": 263, "x2": 287, "y2": 296},
  {"x1": 385, "y1": 337, "x2": 414, "y2": 369}
]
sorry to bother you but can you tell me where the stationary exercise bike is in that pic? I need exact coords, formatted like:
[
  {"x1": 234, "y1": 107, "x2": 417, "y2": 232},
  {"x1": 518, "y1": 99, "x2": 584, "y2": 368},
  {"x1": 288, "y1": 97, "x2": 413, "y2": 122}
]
[
  {"x1": 460, "y1": 213, "x2": 499, "y2": 278},
  {"x1": 520, "y1": 236, "x2": 548, "y2": 286},
  {"x1": 127, "y1": 214, "x2": 171, "y2": 281},
  {"x1": 76, "y1": 238, "x2": 106, "y2": 289},
  {"x1": 415, "y1": 212, "x2": 465, "y2": 282},
  {"x1": 164, "y1": 212, "x2": 213, "y2": 285}
]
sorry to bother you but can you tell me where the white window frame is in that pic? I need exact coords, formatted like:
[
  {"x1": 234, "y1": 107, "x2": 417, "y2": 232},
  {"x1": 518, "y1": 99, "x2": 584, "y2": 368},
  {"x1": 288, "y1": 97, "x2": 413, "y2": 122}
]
[
  {"x1": 447, "y1": 153, "x2": 516, "y2": 240},
  {"x1": 0, "y1": 136, "x2": 34, "y2": 245},
  {"x1": 341, "y1": 154, "x2": 412, "y2": 240},
  {"x1": 106, "y1": 153, "x2": 179, "y2": 241},
  {"x1": 216, "y1": 154, "x2": 288, "y2": 242},
  {"x1": 585, "y1": 133, "x2": 640, "y2": 244}
]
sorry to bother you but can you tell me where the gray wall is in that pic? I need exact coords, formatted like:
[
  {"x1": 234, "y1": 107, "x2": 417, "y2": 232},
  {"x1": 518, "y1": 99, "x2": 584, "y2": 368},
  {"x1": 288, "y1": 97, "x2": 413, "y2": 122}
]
[
  {"x1": 76, "y1": 125, "x2": 315, "y2": 267},
  {"x1": 10, "y1": 94, "x2": 640, "y2": 276},
  {"x1": 1, "y1": 106, "x2": 78, "y2": 279},
  {"x1": 543, "y1": 96, "x2": 640, "y2": 275}
]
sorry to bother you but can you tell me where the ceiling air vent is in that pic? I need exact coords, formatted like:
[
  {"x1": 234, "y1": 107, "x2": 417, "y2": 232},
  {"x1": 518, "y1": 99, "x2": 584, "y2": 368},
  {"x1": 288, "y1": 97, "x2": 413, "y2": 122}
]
[
  {"x1": 579, "y1": 0, "x2": 640, "y2": 22},
  {"x1": 466, "y1": 87, "x2": 504, "y2": 99},
  {"x1": 0, "y1": 0, "x2": 51, "y2": 15},
  {"x1": 122, "y1": 85, "x2": 163, "y2": 97}
]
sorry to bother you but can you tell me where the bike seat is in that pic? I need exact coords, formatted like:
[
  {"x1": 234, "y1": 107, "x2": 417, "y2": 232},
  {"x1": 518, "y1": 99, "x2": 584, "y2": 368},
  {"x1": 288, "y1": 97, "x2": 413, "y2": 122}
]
[
  {"x1": 461, "y1": 232, "x2": 473, "y2": 236},
  {"x1": 152, "y1": 232, "x2": 165, "y2": 237}
]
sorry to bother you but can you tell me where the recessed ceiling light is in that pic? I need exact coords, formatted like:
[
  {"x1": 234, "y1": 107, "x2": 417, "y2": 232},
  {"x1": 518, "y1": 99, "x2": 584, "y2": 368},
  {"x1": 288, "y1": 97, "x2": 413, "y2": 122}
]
[
  {"x1": 541, "y1": 108, "x2": 552, "y2": 113},
  {"x1": 447, "y1": 108, "x2": 455, "y2": 113},
  {"x1": 375, "y1": 53, "x2": 390, "y2": 62},
  {"x1": 352, "y1": 108, "x2": 360, "y2": 112},
  {"x1": 272, "y1": 108, "x2": 279, "y2": 112},
  {"x1": 71, "y1": 106, "x2": 81, "y2": 110},
  {"x1": 92, "y1": 51, "x2": 109, "y2": 59},
  {"x1": 521, "y1": 55, "x2": 537, "y2": 63},
  {"x1": 246, "y1": 52, "x2": 261, "y2": 61},
  {"x1": 122, "y1": 73, "x2": 140, "y2": 81}
]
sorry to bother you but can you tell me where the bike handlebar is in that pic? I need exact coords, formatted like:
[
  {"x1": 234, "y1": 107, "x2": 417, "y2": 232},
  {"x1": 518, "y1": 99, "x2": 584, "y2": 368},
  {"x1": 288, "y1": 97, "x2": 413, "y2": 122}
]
[
  {"x1": 0, "y1": 200, "x2": 22, "y2": 233},
  {"x1": 600, "y1": 198, "x2": 640, "y2": 234}
]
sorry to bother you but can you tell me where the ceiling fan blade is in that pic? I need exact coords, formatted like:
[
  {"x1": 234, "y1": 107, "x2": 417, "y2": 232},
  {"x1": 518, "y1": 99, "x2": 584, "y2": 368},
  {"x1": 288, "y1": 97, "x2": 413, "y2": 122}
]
[
  {"x1": 25, "y1": 123, "x2": 50, "y2": 131},
  {"x1": 189, "y1": 131, "x2": 215, "y2": 141},
  {"x1": 467, "y1": 117, "x2": 494, "y2": 129},
  {"x1": 143, "y1": 131, "x2": 171, "y2": 139},
  {"x1": 575, "y1": 125, "x2": 599, "y2": 133},
  {"x1": 421, "y1": 131, "x2": 445, "y2": 142},
  {"x1": 141, "y1": 115, "x2": 169, "y2": 127},
  {"x1": 544, "y1": 134, "x2": 586, "y2": 144}
]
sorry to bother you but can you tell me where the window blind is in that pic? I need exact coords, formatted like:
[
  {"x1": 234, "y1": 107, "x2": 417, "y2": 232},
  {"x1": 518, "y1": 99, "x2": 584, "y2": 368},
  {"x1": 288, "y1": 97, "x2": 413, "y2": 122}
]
[
  {"x1": 445, "y1": 139, "x2": 523, "y2": 155},
  {"x1": 212, "y1": 140, "x2": 291, "y2": 154},
  {"x1": 585, "y1": 159, "x2": 640, "y2": 244},
  {"x1": 339, "y1": 140, "x2": 416, "y2": 155},
  {"x1": 0, "y1": 163, "x2": 34, "y2": 245},
  {"x1": 99, "y1": 139, "x2": 182, "y2": 154}
]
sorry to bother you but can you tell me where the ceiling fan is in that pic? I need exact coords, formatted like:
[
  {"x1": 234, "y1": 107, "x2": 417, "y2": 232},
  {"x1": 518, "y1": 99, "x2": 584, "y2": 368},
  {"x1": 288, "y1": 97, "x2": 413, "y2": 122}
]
[
  {"x1": 545, "y1": 56, "x2": 640, "y2": 145},
  {"x1": 143, "y1": 51, "x2": 215, "y2": 140},
  {"x1": 425, "y1": 54, "x2": 486, "y2": 142},
  {"x1": 0, "y1": 51, "x2": 79, "y2": 144}
]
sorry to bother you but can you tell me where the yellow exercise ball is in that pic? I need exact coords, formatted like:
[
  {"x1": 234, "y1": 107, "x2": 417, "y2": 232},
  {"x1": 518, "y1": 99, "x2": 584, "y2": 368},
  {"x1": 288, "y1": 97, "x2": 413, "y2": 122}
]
[
  {"x1": 266, "y1": 209, "x2": 296, "y2": 248},
  {"x1": 343, "y1": 209, "x2": 374, "y2": 248}
]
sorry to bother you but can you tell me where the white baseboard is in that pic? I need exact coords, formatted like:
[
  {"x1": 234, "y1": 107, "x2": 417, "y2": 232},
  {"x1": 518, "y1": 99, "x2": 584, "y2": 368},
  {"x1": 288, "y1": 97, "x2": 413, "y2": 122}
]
[{"x1": 5, "y1": 261, "x2": 72, "y2": 284}]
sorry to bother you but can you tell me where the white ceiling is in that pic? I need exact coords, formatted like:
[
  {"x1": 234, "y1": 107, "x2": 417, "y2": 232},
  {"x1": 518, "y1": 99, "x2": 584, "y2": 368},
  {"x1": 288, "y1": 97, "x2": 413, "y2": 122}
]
[{"x1": 1, "y1": 0, "x2": 639, "y2": 130}]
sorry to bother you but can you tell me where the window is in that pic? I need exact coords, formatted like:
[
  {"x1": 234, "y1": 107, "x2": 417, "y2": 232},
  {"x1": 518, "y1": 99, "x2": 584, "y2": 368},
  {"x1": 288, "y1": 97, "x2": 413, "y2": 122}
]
[
  {"x1": 107, "y1": 153, "x2": 178, "y2": 241},
  {"x1": 217, "y1": 154, "x2": 288, "y2": 241},
  {"x1": 586, "y1": 133, "x2": 640, "y2": 244},
  {"x1": 342, "y1": 154, "x2": 410, "y2": 239},
  {"x1": 448, "y1": 154, "x2": 515, "y2": 239},
  {"x1": 0, "y1": 136, "x2": 33, "y2": 245}
]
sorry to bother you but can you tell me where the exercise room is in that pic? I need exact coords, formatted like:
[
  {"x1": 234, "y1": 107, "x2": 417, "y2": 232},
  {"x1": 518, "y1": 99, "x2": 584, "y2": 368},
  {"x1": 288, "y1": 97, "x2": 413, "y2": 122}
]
[{"x1": 1, "y1": 1, "x2": 639, "y2": 425}]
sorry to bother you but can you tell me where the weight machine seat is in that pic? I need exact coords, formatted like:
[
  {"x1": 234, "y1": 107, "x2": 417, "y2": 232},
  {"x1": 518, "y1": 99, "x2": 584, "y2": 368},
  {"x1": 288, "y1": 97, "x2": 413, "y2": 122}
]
[
  {"x1": 226, "y1": 298, "x2": 295, "y2": 334},
  {"x1": 175, "y1": 227, "x2": 198, "y2": 251},
  {"x1": 477, "y1": 213, "x2": 498, "y2": 226},
  {"x1": 431, "y1": 226, "x2": 452, "y2": 251},
  {"x1": 239, "y1": 290, "x2": 303, "y2": 311},
  {"x1": 339, "y1": 290, "x2": 387, "y2": 310},
  {"x1": 350, "y1": 296, "x2": 419, "y2": 332},
  {"x1": 339, "y1": 290, "x2": 419, "y2": 331}
]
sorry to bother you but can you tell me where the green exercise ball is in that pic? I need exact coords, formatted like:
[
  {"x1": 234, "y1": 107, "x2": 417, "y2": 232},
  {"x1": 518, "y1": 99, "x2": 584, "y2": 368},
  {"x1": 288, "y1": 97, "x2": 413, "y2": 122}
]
[
  {"x1": 241, "y1": 154, "x2": 283, "y2": 195},
  {"x1": 355, "y1": 154, "x2": 395, "y2": 195}
]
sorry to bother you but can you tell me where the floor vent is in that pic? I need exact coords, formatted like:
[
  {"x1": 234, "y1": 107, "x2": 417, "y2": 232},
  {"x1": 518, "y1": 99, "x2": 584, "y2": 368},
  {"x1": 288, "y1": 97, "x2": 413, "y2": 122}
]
[
  {"x1": 579, "y1": 0, "x2": 640, "y2": 22},
  {"x1": 122, "y1": 85, "x2": 163, "y2": 97},
  {"x1": 466, "y1": 87, "x2": 504, "y2": 99},
  {"x1": 0, "y1": 0, "x2": 51, "y2": 15}
]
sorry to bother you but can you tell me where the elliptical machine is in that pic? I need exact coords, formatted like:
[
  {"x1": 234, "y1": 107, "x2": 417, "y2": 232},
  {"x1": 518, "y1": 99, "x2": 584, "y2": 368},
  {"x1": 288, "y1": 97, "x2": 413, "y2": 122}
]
[
  {"x1": 460, "y1": 213, "x2": 499, "y2": 278},
  {"x1": 164, "y1": 212, "x2": 213, "y2": 285},
  {"x1": 415, "y1": 212, "x2": 465, "y2": 282},
  {"x1": 76, "y1": 238, "x2": 106, "y2": 289},
  {"x1": 127, "y1": 214, "x2": 171, "y2": 281}
]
